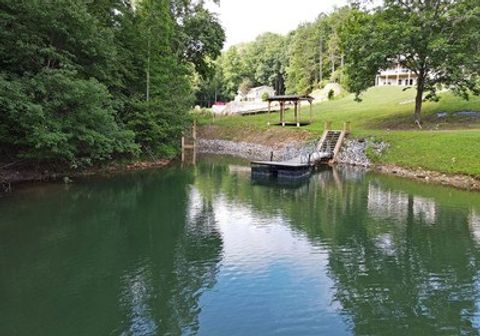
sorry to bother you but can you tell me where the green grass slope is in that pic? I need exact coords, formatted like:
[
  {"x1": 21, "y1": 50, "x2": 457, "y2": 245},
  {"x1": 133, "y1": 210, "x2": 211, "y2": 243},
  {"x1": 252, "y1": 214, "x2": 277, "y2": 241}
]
[{"x1": 199, "y1": 87, "x2": 480, "y2": 177}]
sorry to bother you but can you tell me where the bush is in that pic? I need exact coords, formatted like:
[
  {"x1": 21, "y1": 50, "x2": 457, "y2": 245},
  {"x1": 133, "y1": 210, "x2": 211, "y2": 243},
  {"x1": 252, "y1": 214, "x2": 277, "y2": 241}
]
[
  {"x1": 365, "y1": 143, "x2": 382, "y2": 163},
  {"x1": 261, "y1": 92, "x2": 270, "y2": 101},
  {"x1": 126, "y1": 99, "x2": 190, "y2": 156},
  {"x1": 0, "y1": 70, "x2": 138, "y2": 167},
  {"x1": 238, "y1": 78, "x2": 254, "y2": 95},
  {"x1": 192, "y1": 108, "x2": 214, "y2": 118},
  {"x1": 328, "y1": 89, "x2": 335, "y2": 100}
]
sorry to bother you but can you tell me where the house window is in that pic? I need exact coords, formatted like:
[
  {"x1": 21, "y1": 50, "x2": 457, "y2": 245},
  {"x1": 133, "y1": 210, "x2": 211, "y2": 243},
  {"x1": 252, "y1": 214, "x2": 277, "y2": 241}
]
[
  {"x1": 398, "y1": 79, "x2": 402, "y2": 85},
  {"x1": 410, "y1": 79, "x2": 414, "y2": 85}
]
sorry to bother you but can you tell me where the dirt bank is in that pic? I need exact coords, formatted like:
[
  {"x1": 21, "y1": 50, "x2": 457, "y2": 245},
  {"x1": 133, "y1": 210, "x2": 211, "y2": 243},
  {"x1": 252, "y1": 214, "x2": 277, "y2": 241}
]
[
  {"x1": 198, "y1": 125, "x2": 313, "y2": 147},
  {"x1": 0, "y1": 159, "x2": 172, "y2": 192}
]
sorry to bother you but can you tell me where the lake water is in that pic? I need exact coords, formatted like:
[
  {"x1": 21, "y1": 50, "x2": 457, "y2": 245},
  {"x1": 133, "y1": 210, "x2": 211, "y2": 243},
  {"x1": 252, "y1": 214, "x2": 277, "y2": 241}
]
[{"x1": 2, "y1": 155, "x2": 480, "y2": 336}]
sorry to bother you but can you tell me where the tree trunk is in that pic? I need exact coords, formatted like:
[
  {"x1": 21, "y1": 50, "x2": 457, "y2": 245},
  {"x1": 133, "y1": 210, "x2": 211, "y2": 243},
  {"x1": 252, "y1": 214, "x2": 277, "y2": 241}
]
[
  {"x1": 146, "y1": 36, "x2": 151, "y2": 102},
  {"x1": 414, "y1": 72, "x2": 425, "y2": 128},
  {"x1": 319, "y1": 39, "x2": 323, "y2": 83}
]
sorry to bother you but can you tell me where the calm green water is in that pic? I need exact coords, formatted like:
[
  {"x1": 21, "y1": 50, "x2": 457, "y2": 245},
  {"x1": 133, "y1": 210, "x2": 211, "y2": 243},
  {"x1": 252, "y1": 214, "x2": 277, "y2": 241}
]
[{"x1": 2, "y1": 156, "x2": 480, "y2": 336}]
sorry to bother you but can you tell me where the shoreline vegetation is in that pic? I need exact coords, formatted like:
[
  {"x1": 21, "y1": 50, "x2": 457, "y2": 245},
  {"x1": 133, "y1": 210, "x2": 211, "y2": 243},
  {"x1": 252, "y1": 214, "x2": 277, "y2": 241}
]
[
  {"x1": 3, "y1": 142, "x2": 478, "y2": 193},
  {"x1": 3, "y1": 86, "x2": 480, "y2": 193}
]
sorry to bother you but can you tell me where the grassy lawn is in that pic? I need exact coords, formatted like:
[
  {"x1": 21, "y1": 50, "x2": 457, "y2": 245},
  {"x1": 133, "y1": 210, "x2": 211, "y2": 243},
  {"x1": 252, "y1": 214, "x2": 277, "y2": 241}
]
[
  {"x1": 198, "y1": 86, "x2": 480, "y2": 177},
  {"x1": 366, "y1": 130, "x2": 480, "y2": 176}
]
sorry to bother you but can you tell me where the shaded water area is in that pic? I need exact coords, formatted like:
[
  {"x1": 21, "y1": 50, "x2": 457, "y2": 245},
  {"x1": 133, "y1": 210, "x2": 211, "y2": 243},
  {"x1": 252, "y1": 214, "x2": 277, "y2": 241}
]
[{"x1": 2, "y1": 155, "x2": 480, "y2": 335}]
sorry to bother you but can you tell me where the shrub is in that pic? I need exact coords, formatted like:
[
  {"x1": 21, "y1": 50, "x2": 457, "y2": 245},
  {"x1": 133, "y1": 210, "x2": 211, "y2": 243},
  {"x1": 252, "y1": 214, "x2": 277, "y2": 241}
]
[
  {"x1": 0, "y1": 70, "x2": 138, "y2": 167},
  {"x1": 328, "y1": 89, "x2": 335, "y2": 100},
  {"x1": 126, "y1": 99, "x2": 191, "y2": 156}
]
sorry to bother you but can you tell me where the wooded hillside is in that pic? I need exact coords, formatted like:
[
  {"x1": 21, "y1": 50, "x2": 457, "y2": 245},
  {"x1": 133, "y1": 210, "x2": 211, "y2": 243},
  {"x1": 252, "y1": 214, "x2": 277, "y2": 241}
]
[{"x1": 0, "y1": 0, "x2": 224, "y2": 168}]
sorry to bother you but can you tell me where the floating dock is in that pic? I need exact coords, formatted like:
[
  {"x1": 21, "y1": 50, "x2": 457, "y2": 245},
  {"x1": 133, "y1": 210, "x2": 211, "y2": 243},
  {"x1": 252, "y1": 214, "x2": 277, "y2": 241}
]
[
  {"x1": 251, "y1": 122, "x2": 350, "y2": 180},
  {"x1": 251, "y1": 160, "x2": 313, "y2": 179}
]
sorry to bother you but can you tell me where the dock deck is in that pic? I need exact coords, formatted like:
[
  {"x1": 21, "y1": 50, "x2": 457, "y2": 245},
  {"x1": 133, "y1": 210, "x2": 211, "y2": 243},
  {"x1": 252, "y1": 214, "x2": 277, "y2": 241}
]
[
  {"x1": 251, "y1": 160, "x2": 313, "y2": 179},
  {"x1": 251, "y1": 160, "x2": 311, "y2": 168},
  {"x1": 250, "y1": 126, "x2": 349, "y2": 180}
]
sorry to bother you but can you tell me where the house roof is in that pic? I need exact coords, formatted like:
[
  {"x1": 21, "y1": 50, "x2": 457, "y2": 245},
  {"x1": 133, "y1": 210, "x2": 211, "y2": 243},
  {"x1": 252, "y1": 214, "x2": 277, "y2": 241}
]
[{"x1": 236, "y1": 86, "x2": 275, "y2": 97}]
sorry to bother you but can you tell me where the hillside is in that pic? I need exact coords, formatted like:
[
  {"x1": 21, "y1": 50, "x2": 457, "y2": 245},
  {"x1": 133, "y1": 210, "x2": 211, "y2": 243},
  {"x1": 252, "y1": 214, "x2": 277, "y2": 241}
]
[{"x1": 198, "y1": 87, "x2": 480, "y2": 177}]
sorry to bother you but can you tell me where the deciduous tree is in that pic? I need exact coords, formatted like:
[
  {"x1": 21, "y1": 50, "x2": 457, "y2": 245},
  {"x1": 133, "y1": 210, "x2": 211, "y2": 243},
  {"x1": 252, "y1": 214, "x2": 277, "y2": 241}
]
[{"x1": 341, "y1": 0, "x2": 480, "y2": 125}]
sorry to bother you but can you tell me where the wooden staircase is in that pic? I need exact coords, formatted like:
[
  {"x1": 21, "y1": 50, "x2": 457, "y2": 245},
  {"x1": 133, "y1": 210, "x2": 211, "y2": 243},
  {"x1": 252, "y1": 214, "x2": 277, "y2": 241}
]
[
  {"x1": 250, "y1": 121, "x2": 351, "y2": 178},
  {"x1": 315, "y1": 122, "x2": 350, "y2": 163}
]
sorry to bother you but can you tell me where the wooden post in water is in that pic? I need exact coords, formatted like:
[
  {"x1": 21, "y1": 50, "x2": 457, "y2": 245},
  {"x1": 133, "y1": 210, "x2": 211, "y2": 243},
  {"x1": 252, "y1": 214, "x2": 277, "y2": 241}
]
[
  {"x1": 192, "y1": 120, "x2": 197, "y2": 164},
  {"x1": 181, "y1": 136, "x2": 185, "y2": 162},
  {"x1": 182, "y1": 121, "x2": 197, "y2": 164},
  {"x1": 192, "y1": 120, "x2": 197, "y2": 142},
  {"x1": 343, "y1": 121, "x2": 351, "y2": 134}
]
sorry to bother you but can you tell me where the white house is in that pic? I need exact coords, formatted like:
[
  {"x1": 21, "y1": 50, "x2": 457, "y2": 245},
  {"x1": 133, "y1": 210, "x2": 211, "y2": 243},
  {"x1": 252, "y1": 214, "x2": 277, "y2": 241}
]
[
  {"x1": 234, "y1": 86, "x2": 275, "y2": 103},
  {"x1": 376, "y1": 63, "x2": 417, "y2": 86}
]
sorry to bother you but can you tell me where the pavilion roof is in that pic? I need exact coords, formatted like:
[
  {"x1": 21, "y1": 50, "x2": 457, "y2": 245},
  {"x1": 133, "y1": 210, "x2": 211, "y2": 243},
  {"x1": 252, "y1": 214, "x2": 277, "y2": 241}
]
[{"x1": 267, "y1": 95, "x2": 314, "y2": 102}]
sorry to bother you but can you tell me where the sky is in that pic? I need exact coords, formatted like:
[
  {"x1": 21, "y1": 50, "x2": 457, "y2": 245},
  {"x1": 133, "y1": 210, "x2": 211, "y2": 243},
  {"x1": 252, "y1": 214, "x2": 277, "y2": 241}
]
[{"x1": 206, "y1": 0, "x2": 348, "y2": 48}]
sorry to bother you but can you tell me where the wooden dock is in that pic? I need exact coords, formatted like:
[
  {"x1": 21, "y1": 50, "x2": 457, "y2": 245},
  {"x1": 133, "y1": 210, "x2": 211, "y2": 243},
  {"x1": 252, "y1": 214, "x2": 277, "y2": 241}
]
[
  {"x1": 251, "y1": 160, "x2": 313, "y2": 179},
  {"x1": 251, "y1": 121, "x2": 351, "y2": 180}
]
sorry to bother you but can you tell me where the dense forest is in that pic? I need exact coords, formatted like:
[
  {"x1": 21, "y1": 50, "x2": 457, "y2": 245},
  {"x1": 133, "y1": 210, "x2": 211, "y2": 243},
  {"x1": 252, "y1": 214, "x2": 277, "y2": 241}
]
[{"x1": 0, "y1": 0, "x2": 224, "y2": 168}]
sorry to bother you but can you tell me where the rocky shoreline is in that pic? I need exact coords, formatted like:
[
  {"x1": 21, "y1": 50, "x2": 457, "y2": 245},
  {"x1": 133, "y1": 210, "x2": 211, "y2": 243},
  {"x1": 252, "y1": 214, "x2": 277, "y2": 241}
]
[
  {"x1": 338, "y1": 139, "x2": 480, "y2": 191},
  {"x1": 2, "y1": 138, "x2": 478, "y2": 193},
  {"x1": 198, "y1": 138, "x2": 384, "y2": 167},
  {"x1": 197, "y1": 138, "x2": 480, "y2": 192},
  {"x1": 375, "y1": 165, "x2": 480, "y2": 191},
  {"x1": 197, "y1": 139, "x2": 317, "y2": 162},
  {"x1": 337, "y1": 139, "x2": 389, "y2": 167}
]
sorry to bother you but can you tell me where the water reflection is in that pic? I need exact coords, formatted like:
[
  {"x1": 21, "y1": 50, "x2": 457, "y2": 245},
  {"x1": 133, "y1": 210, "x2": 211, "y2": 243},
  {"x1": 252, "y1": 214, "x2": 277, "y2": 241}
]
[
  {"x1": 329, "y1": 181, "x2": 480, "y2": 335},
  {"x1": 192, "y1": 159, "x2": 480, "y2": 335},
  {"x1": 470, "y1": 210, "x2": 480, "y2": 244},
  {"x1": 368, "y1": 183, "x2": 409, "y2": 222},
  {"x1": 2, "y1": 158, "x2": 480, "y2": 335},
  {"x1": 0, "y1": 169, "x2": 223, "y2": 336}
]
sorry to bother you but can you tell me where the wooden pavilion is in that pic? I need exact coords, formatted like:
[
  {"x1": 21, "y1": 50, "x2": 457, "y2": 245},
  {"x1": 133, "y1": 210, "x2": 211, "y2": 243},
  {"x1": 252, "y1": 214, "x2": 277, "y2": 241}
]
[{"x1": 267, "y1": 95, "x2": 314, "y2": 127}]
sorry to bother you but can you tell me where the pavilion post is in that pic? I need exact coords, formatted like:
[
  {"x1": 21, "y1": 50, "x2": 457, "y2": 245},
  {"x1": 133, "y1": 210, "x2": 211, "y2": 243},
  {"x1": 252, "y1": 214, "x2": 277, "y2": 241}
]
[{"x1": 281, "y1": 101, "x2": 285, "y2": 127}]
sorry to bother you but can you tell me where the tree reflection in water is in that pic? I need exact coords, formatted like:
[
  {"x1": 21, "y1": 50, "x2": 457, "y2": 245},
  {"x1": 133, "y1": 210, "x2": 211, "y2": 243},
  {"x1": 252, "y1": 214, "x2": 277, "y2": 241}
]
[
  {"x1": 2, "y1": 158, "x2": 480, "y2": 335},
  {"x1": 194, "y1": 162, "x2": 480, "y2": 335},
  {"x1": 301, "y1": 169, "x2": 480, "y2": 335},
  {"x1": 329, "y1": 179, "x2": 480, "y2": 335},
  {"x1": 0, "y1": 168, "x2": 224, "y2": 336},
  {"x1": 114, "y1": 175, "x2": 223, "y2": 336}
]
